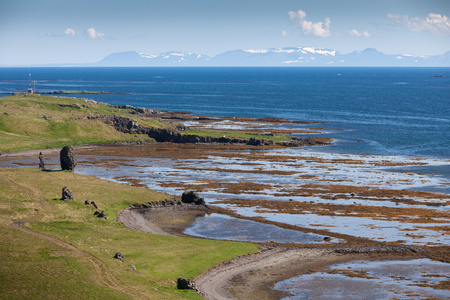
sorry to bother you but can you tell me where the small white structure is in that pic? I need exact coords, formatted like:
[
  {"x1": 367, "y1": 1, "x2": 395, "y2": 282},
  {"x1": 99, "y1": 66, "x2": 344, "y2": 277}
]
[{"x1": 27, "y1": 74, "x2": 35, "y2": 94}]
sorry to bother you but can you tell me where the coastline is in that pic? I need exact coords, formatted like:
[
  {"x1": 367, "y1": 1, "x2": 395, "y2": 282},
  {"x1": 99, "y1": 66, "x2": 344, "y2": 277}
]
[{"x1": 116, "y1": 207, "x2": 426, "y2": 300}]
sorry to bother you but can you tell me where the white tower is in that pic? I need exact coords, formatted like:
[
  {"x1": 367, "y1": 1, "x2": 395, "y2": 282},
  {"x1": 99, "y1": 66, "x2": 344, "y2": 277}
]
[{"x1": 27, "y1": 73, "x2": 35, "y2": 94}]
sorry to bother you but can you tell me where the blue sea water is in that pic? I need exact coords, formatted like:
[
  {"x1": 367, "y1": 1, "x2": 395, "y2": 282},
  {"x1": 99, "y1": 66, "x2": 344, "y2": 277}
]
[{"x1": 1, "y1": 67, "x2": 449, "y2": 158}]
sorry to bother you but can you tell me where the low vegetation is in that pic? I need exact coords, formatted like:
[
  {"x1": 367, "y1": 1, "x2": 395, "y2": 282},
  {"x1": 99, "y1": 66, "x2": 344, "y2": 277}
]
[
  {"x1": 0, "y1": 168, "x2": 259, "y2": 299},
  {"x1": 0, "y1": 94, "x2": 172, "y2": 152},
  {"x1": 0, "y1": 94, "x2": 295, "y2": 153}
]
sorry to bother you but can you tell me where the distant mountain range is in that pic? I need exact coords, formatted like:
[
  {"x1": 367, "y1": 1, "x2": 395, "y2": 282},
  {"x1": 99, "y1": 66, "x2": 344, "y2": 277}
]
[{"x1": 4, "y1": 47, "x2": 450, "y2": 67}]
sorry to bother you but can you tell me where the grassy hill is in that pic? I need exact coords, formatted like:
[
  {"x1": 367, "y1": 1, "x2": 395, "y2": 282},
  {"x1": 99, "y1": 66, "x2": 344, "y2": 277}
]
[
  {"x1": 0, "y1": 94, "x2": 173, "y2": 152},
  {"x1": 0, "y1": 168, "x2": 259, "y2": 299},
  {"x1": 0, "y1": 94, "x2": 298, "y2": 153},
  {"x1": 0, "y1": 93, "x2": 264, "y2": 298}
]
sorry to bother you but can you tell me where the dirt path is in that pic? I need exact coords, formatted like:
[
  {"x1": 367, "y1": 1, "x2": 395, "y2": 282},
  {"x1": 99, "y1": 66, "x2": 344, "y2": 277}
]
[
  {"x1": 11, "y1": 222, "x2": 146, "y2": 299},
  {"x1": 5, "y1": 173, "x2": 148, "y2": 300}
]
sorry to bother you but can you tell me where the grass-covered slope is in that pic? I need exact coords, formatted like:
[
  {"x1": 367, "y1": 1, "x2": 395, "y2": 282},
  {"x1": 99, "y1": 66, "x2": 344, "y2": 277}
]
[
  {"x1": 0, "y1": 94, "x2": 173, "y2": 152},
  {"x1": 0, "y1": 168, "x2": 259, "y2": 299}
]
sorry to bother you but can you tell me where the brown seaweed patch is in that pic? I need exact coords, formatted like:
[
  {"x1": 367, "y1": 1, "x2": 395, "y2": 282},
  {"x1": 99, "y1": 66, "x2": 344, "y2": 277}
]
[
  {"x1": 113, "y1": 176, "x2": 147, "y2": 188},
  {"x1": 180, "y1": 166, "x2": 300, "y2": 176},
  {"x1": 214, "y1": 198, "x2": 449, "y2": 224}
]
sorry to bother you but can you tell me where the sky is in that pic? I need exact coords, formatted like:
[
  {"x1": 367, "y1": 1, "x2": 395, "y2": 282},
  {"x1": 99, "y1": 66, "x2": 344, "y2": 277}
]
[{"x1": 1, "y1": 0, "x2": 449, "y2": 65}]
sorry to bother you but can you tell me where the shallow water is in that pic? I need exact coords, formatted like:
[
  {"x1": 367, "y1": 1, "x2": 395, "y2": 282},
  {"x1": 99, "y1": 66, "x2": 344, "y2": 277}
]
[
  {"x1": 183, "y1": 213, "x2": 336, "y2": 244},
  {"x1": 1, "y1": 146, "x2": 449, "y2": 246},
  {"x1": 273, "y1": 258, "x2": 450, "y2": 300}
]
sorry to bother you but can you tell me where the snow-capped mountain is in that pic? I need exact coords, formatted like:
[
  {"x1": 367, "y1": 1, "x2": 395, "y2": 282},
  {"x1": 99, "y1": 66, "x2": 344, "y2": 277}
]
[
  {"x1": 95, "y1": 51, "x2": 212, "y2": 66},
  {"x1": 92, "y1": 47, "x2": 450, "y2": 67}
]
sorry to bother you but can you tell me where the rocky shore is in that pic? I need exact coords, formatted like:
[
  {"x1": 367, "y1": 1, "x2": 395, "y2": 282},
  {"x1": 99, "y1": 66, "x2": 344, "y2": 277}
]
[{"x1": 116, "y1": 204, "x2": 428, "y2": 300}]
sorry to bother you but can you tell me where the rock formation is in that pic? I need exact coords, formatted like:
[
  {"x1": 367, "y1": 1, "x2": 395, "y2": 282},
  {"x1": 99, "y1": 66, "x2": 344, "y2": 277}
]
[
  {"x1": 94, "y1": 210, "x2": 107, "y2": 219},
  {"x1": 114, "y1": 252, "x2": 124, "y2": 262},
  {"x1": 60, "y1": 146, "x2": 77, "y2": 171},
  {"x1": 181, "y1": 191, "x2": 205, "y2": 205},
  {"x1": 61, "y1": 187, "x2": 73, "y2": 201},
  {"x1": 177, "y1": 278, "x2": 197, "y2": 290},
  {"x1": 38, "y1": 152, "x2": 46, "y2": 170}
]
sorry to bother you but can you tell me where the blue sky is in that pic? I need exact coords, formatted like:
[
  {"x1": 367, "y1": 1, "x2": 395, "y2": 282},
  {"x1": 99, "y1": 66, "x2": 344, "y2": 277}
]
[{"x1": 1, "y1": 0, "x2": 449, "y2": 65}]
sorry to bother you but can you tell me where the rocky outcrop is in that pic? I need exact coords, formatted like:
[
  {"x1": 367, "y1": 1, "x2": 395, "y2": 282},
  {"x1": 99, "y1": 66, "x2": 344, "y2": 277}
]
[
  {"x1": 181, "y1": 191, "x2": 205, "y2": 205},
  {"x1": 177, "y1": 278, "x2": 197, "y2": 290},
  {"x1": 94, "y1": 210, "x2": 107, "y2": 219},
  {"x1": 90, "y1": 114, "x2": 329, "y2": 147},
  {"x1": 114, "y1": 252, "x2": 124, "y2": 262},
  {"x1": 129, "y1": 197, "x2": 209, "y2": 210},
  {"x1": 61, "y1": 187, "x2": 73, "y2": 201},
  {"x1": 60, "y1": 146, "x2": 77, "y2": 171}
]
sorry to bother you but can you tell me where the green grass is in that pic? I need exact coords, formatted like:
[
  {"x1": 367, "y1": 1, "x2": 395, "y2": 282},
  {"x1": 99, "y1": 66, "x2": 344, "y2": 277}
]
[
  {"x1": 0, "y1": 168, "x2": 260, "y2": 299},
  {"x1": 0, "y1": 94, "x2": 175, "y2": 152}
]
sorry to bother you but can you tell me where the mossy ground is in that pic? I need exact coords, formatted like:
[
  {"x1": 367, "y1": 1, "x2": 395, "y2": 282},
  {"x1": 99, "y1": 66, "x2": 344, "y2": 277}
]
[{"x1": 0, "y1": 168, "x2": 259, "y2": 299}]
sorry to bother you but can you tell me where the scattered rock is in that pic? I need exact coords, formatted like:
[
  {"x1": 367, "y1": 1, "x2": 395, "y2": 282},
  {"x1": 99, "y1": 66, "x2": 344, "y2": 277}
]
[
  {"x1": 84, "y1": 200, "x2": 91, "y2": 205},
  {"x1": 324, "y1": 237, "x2": 331, "y2": 242},
  {"x1": 181, "y1": 191, "x2": 205, "y2": 205},
  {"x1": 91, "y1": 201, "x2": 98, "y2": 209},
  {"x1": 93, "y1": 210, "x2": 107, "y2": 219},
  {"x1": 60, "y1": 146, "x2": 77, "y2": 171},
  {"x1": 114, "y1": 252, "x2": 124, "y2": 262},
  {"x1": 61, "y1": 187, "x2": 73, "y2": 201},
  {"x1": 177, "y1": 278, "x2": 197, "y2": 290},
  {"x1": 38, "y1": 152, "x2": 46, "y2": 170}
]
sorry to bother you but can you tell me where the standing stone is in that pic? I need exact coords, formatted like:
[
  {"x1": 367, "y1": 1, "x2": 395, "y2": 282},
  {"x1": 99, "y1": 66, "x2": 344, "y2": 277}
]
[
  {"x1": 60, "y1": 146, "x2": 77, "y2": 171},
  {"x1": 38, "y1": 152, "x2": 46, "y2": 170},
  {"x1": 61, "y1": 187, "x2": 73, "y2": 201}
]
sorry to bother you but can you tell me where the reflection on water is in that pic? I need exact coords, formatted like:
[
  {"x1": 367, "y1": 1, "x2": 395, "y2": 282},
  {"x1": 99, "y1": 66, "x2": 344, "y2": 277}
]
[
  {"x1": 183, "y1": 213, "x2": 333, "y2": 244},
  {"x1": 274, "y1": 258, "x2": 450, "y2": 300}
]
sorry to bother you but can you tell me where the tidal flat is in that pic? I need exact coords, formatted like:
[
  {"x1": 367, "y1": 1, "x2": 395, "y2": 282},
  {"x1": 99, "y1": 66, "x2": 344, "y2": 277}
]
[{"x1": 1, "y1": 118, "x2": 449, "y2": 299}]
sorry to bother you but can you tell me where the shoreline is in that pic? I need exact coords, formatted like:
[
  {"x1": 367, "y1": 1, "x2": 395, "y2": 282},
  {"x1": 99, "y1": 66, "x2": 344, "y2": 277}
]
[
  {"x1": 1, "y1": 145, "x2": 448, "y2": 299},
  {"x1": 117, "y1": 207, "x2": 425, "y2": 300}
]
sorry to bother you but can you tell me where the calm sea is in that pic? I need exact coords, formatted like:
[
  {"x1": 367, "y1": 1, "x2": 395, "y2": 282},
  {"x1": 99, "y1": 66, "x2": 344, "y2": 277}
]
[{"x1": 1, "y1": 67, "x2": 449, "y2": 158}]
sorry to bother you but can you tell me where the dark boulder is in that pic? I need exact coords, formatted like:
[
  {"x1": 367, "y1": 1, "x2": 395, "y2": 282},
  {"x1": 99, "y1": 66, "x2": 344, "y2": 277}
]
[
  {"x1": 181, "y1": 191, "x2": 205, "y2": 205},
  {"x1": 97, "y1": 211, "x2": 107, "y2": 219},
  {"x1": 114, "y1": 252, "x2": 124, "y2": 262},
  {"x1": 84, "y1": 200, "x2": 91, "y2": 205},
  {"x1": 93, "y1": 210, "x2": 107, "y2": 219},
  {"x1": 177, "y1": 278, "x2": 197, "y2": 290},
  {"x1": 91, "y1": 201, "x2": 98, "y2": 209},
  {"x1": 61, "y1": 187, "x2": 73, "y2": 201},
  {"x1": 60, "y1": 146, "x2": 77, "y2": 171}
]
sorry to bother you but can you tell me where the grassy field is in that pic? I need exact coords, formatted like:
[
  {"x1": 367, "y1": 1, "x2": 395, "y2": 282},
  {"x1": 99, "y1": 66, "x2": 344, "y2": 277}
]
[
  {"x1": 0, "y1": 168, "x2": 259, "y2": 299},
  {"x1": 0, "y1": 94, "x2": 296, "y2": 153},
  {"x1": 0, "y1": 94, "x2": 173, "y2": 152}
]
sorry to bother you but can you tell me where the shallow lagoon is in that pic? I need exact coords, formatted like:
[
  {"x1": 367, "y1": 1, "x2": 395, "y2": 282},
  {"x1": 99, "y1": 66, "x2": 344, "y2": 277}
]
[
  {"x1": 183, "y1": 213, "x2": 335, "y2": 243},
  {"x1": 273, "y1": 258, "x2": 450, "y2": 300}
]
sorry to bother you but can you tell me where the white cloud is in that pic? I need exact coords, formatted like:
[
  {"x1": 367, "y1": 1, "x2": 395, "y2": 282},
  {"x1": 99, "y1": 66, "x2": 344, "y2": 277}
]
[
  {"x1": 288, "y1": 10, "x2": 331, "y2": 37},
  {"x1": 387, "y1": 12, "x2": 450, "y2": 35},
  {"x1": 86, "y1": 27, "x2": 105, "y2": 39},
  {"x1": 281, "y1": 30, "x2": 288, "y2": 37},
  {"x1": 64, "y1": 28, "x2": 75, "y2": 37},
  {"x1": 349, "y1": 29, "x2": 370, "y2": 37}
]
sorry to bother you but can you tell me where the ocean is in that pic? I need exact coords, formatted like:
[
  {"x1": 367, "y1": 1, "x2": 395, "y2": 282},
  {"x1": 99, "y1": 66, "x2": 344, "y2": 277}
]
[{"x1": 1, "y1": 67, "x2": 449, "y2": 158}]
